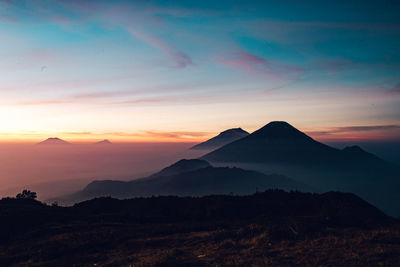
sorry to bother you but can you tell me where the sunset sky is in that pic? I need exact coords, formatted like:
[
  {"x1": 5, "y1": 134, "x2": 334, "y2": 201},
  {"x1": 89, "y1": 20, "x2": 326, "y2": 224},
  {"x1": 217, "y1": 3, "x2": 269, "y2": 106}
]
[{"x1": 1, "y1": 0, "x2": 400, "y2": 142}]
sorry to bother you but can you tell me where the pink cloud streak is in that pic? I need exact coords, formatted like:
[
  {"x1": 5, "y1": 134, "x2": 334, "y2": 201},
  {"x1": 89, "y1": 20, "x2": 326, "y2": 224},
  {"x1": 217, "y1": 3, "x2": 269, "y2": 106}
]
[
  {"x1": 128, "y1": 28, "x2": 193, "y2": 68},
  {"x1": 218, "y1": 50, "x2": 304, "y2": 82}
]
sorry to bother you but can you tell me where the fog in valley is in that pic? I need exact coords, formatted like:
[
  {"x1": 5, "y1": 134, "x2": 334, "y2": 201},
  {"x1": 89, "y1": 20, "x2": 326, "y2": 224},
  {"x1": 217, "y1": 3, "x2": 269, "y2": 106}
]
[{"x1": 0, "y1": 142, "x2": 205, "y2": 201}]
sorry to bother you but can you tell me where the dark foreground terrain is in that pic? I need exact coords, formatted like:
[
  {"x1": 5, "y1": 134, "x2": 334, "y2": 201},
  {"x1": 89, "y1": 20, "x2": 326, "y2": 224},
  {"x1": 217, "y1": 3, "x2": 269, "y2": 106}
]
[{"x1": 1, "y1": 190, "x2": 399, "y2": 266}]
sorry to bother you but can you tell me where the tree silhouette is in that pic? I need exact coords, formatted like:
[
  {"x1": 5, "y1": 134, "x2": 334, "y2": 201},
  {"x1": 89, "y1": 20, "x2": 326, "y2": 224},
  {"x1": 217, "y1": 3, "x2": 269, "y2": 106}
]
[{"x1": 16, "y1": 190, "x2": 37, "y2": 200}]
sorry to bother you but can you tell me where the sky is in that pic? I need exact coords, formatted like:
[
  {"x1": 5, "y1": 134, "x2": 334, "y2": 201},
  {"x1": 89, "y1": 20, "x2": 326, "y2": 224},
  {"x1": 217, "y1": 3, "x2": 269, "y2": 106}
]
[{"x1": 0, "y1": 0, "x2": 400, "y2": 142}]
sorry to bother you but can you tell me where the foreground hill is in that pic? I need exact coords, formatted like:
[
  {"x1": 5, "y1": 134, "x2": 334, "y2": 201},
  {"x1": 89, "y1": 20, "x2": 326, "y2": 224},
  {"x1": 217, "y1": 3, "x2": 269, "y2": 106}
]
[
  {"x1": 191, "y1": 128, "x2": 249, "y2": 150},
  {"x1": 58, "y1": 159, "x2": 308, "y2": 204},
  {"x1": 202, "y1": 121, "x2": 400, "y2": 217},
  {"x1": 0, "y1": 190, "x2": 398, "y2": 266}
]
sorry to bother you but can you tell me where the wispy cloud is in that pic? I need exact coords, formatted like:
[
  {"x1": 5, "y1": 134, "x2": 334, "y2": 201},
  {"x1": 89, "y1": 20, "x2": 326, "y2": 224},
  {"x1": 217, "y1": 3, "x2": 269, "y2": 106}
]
[
  {"x1": 72, "y1": 91, "x2": 132, "y2": 100},
  {"x1": 61, "y1": 131, "x2": 93, "y2": 136},
  {"x1": 60, "y1": 130, "x2": 210, "y2": 140},
  {"x1": 334, "y1": 125, "x2": 400, "y2": 132},
  {"x1": 219, "y1": 51, "x2": 267, "y2": 73},
  {"x1": 218, "y1": 50, "x2": 304, "y2": 83},
  {"x1": 1, "y1": 0, "x2": 194, "y2": 69},
  {"x1": 12, "y1": 100, "x2": 71, "y2": 106},
  {"x1": 142, "y1": 131, "x2": 209, "y2": 139},
  {"x1": 387, "y1": 83, "x2": 400, "y2": 94},
  {"x1": 128, "y1": 27, "x2": 193, "y2": 68},
  {"x1": 110, "y1": 97, "x2": 169, "y2": 105},
  {"x1": 307, "y1": 124, "x2": 400, "y2": 141}
]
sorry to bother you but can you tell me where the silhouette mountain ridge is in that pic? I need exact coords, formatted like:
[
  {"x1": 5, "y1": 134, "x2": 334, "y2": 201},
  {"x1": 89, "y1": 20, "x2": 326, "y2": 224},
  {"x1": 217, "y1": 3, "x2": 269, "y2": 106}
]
[
  {"x1": 191, "y1": 127, "x2": 249, "y2": 150},
  {"x1": 95, "y1": 139, "x2": 112, "y2": 145},
  {"x1": 55, "y1": 158, "x2": 309, "y2": 204},
  {"x1": 37, "y1": 137, "x2": 70, "y2": 145},
  {"x1": 249, "y1": 121, "x2": 315, "y2": 140},
  {"x1": 202, "y1": 121, "x2": 343, "y2": 164}
]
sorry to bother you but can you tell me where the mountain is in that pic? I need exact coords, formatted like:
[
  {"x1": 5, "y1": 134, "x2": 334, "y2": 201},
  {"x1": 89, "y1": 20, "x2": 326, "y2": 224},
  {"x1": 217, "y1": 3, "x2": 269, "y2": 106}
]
[
  {"x1": 191, "y1": 128, "x2": 249, "y2": 150},
  {"x1": 202, "y1": 121, "x2": 400, "y2": 216},
  {"x1": 37, "y1": 137, "x2": 70, "y2": 145},
  {"x1": 203, "y1": 121, "x2": 379, "y2": 164},
  {"x1": 57, "y1": 159, "x2": 309, "y2": 204},
  {"x1": 341, "y1": 145, "x2": 380, "y2": 160},
  {"x1": 95, "y1": 139, "x2": 112, "y2": 145}
]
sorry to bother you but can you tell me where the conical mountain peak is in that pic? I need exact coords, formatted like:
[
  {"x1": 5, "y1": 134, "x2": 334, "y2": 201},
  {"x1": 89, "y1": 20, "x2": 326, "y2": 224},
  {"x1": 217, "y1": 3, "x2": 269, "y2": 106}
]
[
  {"x1": 202, "y1": 121, "x2": 338, "y2": 163},
  {"x1": 95, "y1": 139, "x2": 112, "y2": 145},
  {"x1": 38, "y1": 137, "x2": 70, "y2": 145},
  {"x1": 249, "y1": 121, "x2": 312, "y2": 140}
]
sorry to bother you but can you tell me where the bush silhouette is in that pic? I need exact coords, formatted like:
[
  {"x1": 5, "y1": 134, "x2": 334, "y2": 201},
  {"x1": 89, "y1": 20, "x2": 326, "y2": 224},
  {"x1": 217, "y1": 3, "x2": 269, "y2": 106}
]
[{"x1": 16, "y1": 189, "x2": 37, "y2": 200}]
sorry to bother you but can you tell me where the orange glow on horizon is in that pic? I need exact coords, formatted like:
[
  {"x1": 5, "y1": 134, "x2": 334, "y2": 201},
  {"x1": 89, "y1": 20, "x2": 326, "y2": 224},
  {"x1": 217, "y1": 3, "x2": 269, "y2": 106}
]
[
  {"x1": 0, "y1": 132, "x2": 213, "y2": 144},
  {"x1": 1, "y1": 129, "x2": 399, "y2": 144}
]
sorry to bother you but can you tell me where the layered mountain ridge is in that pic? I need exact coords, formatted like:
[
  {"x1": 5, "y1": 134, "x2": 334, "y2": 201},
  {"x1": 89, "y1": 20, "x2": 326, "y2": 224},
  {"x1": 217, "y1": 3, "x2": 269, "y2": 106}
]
[{"x1": 191, "y1": 128, "x2": 249, "y2": 150}]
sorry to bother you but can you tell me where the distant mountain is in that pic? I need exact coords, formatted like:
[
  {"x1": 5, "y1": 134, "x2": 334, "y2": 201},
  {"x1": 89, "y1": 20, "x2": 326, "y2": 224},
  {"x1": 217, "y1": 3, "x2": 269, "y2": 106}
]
[
  {"x1": 202, "y1": 121, "x2": 400, "y2": 216},
  {"x1": 95, "y1": 139, "x2": 112, "y2": 145},
  {"x1": 37, "y1": 137, "x2": 70, "y2": 145},
  {"x1": 57, "y1": 159, "x2": 309, "y2": 204},
  {"x1": 191, "y1": 128, "x2": 249, "y2": 150}
]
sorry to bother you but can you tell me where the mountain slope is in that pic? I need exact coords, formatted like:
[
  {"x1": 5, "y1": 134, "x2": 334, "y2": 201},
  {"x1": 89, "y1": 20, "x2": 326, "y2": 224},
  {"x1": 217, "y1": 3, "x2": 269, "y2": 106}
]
[
  {"x1": 191, "y1": 128, "x2": 249, "y2": 150},
  {"x1": 202, "y1": 121, "x2": 400, "y2": 216},
  {"x1": 58, "y1": 159, "x2": 309, "y2": 204},
  {"x1": 150, "y1": 159, "x2": 211, "y2": 177},
  {"x1": 203, "y1": 121, "x2": 380, "y2": 164}
]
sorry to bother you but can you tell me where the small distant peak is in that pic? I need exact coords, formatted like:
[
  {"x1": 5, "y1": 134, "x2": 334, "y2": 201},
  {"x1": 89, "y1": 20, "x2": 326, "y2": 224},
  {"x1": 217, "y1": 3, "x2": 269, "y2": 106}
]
[
  {"x1": 95, "y1": 139, "x2": 112, "y2": 145},
  {"x1": 37, "y1": 137, "x2": 70, "y2": 145}
]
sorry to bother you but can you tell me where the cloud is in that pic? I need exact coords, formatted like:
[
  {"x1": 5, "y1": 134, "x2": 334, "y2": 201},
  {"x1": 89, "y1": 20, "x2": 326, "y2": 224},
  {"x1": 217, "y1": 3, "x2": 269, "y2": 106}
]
[
  {"x1": 142, "y1": 131, "x2": 209, "y2": 139},
  {"x1": 218, "y1": 50, "x2": 304, "y2": 83},
  {"x1": 12, "y1": 100, "x2": 71, "y2": 106},
  {"x1": 308, "y1": 125, "x2": 400, "y2": 135},
  {"x1": 128, "y1": 27, "x2": 193, "y2": 68},
  {"x1": 72, "y1": 91, "x2": 132, "y2": 100},
  {"x1": 219, "y1": 51, "x2": 267, "y2": 73},
  {"x1": 1, "y1": 1, "x2": 194, "y2": 69},
  {"x1": 387, "y1": 83, "x2": 400, "y2": 94},
  {"x1": 0, "y1": 49, "x2": 62, "y2": 71},
  {"x1": 307, "y1": 125, "x2": 400, "y2": 141},
  {"x1": 8, "y1": 95, "x2": 167, "y2": 107},
  {"x1": 61, "y1": 131, "x2": 93, "y2": 136},
  {"x1": 57, "y1": 130, "x2": 210, "y2": 140},
  {"x1": 110, "y1": 97, "x2": 169, "y2": 105},
  {"x1": 334, "y1": 125, "x2": 400, "y2": 132}
]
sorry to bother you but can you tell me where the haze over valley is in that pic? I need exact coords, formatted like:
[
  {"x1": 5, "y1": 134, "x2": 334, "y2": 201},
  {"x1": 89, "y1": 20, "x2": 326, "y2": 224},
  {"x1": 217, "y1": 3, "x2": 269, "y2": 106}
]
[{"x1": 1, "y1": 0, "x2": 400, "y2": 265}]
